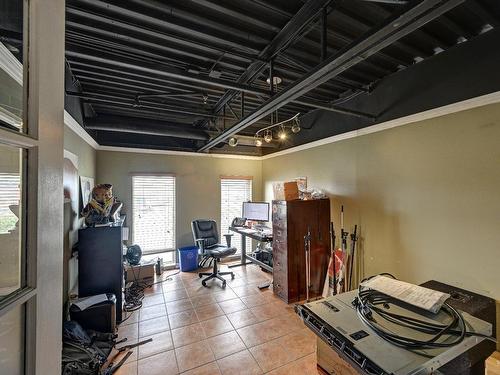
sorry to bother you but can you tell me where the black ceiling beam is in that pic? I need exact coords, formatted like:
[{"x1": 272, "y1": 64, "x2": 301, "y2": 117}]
[
  {"x1": 198, "y1": 0, "x2": 465, "y2": 152},
  {"x1": 65, "y1": 3, "x2": 400, "y2": 98},
  {"x1": 68, "y1": 0, "x2": 265, "y2": 54},
  {"x1": 84, "y1": 115, "x2": 210, "y2": 140},
  {"x1": 66, "y1": 91, "x2": 234, "y2": 120},
  {"x1": 65, "y1": 47, "x2": 373, "y2": 119},
  {"x1": 207, "y1": 0, "x2": 332, "y2": 122}
]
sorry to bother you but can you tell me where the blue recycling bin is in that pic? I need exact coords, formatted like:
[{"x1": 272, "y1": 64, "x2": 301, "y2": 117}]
[{"x1": 178, "y1": 246, "x2": 199, "y2": 272}]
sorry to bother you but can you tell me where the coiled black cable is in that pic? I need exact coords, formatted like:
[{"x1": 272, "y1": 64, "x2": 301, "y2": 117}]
[{"x1": 352, "y1": 274, "x2": 483, "y2": 350}]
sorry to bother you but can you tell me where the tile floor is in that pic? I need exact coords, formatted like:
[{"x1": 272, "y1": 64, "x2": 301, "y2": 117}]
[{"x1": 113, "y1": 264, "x2": 322, "y2": 375}]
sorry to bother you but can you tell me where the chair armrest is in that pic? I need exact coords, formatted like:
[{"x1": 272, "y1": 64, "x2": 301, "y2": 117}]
[
  {"x1": 195, "y1": 238, "x2": 207, "y2": 252},
  {"x1": 223, "y1": 234, "x2": 233, "y2": 247}
]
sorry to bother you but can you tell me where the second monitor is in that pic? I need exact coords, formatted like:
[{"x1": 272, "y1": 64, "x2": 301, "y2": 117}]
[{"x1": 242, "y1": 201, "x2": 269, "y2": 222}]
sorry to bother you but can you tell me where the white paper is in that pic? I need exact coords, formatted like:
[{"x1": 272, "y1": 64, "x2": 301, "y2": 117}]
[
  {"x1": 73, "y1": 294, "x2": 108, "y2": 311},
  {"x1": 122, "y1": 227, "x2": 129, "y2": 241},
  {"x1": 362, "y1": 276, "x2": 450, "y2": 313}
]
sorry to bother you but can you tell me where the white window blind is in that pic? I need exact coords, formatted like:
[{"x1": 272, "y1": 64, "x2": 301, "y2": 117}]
[
  {"x1": 0, "y1": 173, "x2": 21, "y2": 234},
  {"x1": 132, "y1": 175, "x2": 176, "y2": 257},
  {"x1": 220, "y1": 178, "x2": 252, "y2": 254}
]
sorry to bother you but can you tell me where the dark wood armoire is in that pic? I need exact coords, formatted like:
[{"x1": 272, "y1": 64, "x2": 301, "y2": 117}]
[{"x1": 272, "y1": 199, "x2": 331, "y2": 304}]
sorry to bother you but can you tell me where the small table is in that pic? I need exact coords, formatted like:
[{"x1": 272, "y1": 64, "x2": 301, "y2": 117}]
[{"x1": 228, "y1": 226, "x2": 273, "y2": 271}]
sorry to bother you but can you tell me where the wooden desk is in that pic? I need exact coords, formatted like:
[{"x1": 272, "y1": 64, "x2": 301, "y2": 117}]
[{"x1": 228, "y1": 226, "x2": 272, "y2": 271}]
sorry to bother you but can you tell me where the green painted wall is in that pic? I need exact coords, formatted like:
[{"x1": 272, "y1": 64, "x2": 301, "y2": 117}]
[
  {"x1": 96, "y1": 151, "x2": 262, "y2": 249},
  {"x1": 262, "y1": 103, "x2": 500, "y2": 298}
]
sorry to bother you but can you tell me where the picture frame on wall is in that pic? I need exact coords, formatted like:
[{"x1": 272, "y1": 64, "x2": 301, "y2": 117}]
[{"x1": 79, "y1": 176, "x2": 95, "y2": 211}]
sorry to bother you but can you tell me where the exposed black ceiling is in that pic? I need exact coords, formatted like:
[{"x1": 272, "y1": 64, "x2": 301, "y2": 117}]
[{"x1": 64, "y1": 0, "x2": 500, "y2": 155}]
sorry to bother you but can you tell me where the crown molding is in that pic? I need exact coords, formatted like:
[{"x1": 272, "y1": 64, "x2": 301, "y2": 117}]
[
  {"x1": 261, "y1": 91, "x2": 500, "y2": 160},
  {"x1": 64, "y1": 91, "x2": 500, "y2": 161},
  {"x1": 64, "y1": 110, "x2": 99, "y2": 149},
  {"x1": 97, "y1": 145, "x2": 262, "y2": 160}
]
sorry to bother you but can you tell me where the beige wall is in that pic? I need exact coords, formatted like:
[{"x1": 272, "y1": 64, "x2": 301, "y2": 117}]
[
  {"x1": 64, "y1": 125, "x2": 97, "y2": 179},
  {"x1": 262, "y1": 103, "x2": 500, "y2": 299},
  {"x1": 63, "y1": 125, "x2": 97, "y2": 300},
  {"x1": 96, "y1": 151, "x2": 262, "y2": 249}
]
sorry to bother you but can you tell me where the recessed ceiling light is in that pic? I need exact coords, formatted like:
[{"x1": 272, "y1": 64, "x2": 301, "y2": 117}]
[{"x1": 266, "y1": 76, "x2": 282, "y2": 85}]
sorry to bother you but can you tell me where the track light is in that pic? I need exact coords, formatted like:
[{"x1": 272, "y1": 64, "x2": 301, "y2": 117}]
[
  {"x1": 254, "y1": 137, "x2": 263, "y2": 147},
  {"x1": 228, "y1": 137, "x2": 238, "y2": 147},
  {"x1": 263, "y1": 130, "x2": 273, "y2": 143},
  {"x1": 291, "y1": 118, "x2": 301, "y2": 133},
  {"x1": 278, "y1": 126, "x2": 287, "y2": 140}
]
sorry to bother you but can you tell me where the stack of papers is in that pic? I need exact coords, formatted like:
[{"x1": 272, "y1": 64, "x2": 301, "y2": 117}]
[{"x1": 362, "y1": 276, "x2": 450, "y2": 313}]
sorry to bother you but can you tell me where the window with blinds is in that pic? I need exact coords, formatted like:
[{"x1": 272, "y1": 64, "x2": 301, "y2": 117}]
[
  {"x1": 132, "y1": 175, "x2": 176, "y2": 260},
  {"x1": 220, "y1": 177, "x2": 252, "y2": 254},
  {"x1": 0, "y1": 173, "x2": 21, "y2": 234}
]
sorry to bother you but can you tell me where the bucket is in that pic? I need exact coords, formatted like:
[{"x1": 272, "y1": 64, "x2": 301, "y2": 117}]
[{"x1": 178, "y1": 246, "x2": 199, "y2": 272}]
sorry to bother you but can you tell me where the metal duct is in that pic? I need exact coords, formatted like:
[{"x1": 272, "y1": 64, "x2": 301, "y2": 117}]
[{"x1": 85, "y1": 116, "x2": 210, "y2": 140}]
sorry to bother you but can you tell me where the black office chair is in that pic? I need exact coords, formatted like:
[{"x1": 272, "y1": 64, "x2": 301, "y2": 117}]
[{"x1": 191, "y1": 219, "x2": 236, "y2": 287}]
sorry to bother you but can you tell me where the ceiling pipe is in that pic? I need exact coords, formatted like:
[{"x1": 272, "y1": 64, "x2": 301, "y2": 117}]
[
  {"x1": 85, "y1": 115, "x2": 210, "y2": 140},
  {"x1": 198, "y1": 0, "x2": 465, "y2": 152},
  {"x1": 65, "y1": 47, "x2": 374, "y2": 119},
  {"x1": 65, "y1": 91, "x2": 234, "y2": 120}
]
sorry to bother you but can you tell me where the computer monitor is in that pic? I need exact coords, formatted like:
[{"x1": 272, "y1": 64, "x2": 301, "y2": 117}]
[{"x1": 242, "y1": 201, "x2": 269, "y2": 222}]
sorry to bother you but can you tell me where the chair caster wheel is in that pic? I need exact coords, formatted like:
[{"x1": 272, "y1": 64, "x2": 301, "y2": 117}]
[
  {"x1": 231, "y1": 274, "x2": 235, "y2": 280},
  {"x1": 198, "y1": 274, "x2": 202, "y2": 278},
  {"x1": 202, "y1": 281, "x2": 207, "y2": 287},
  {"x1": 222, "y1": 281, "x2": 226, "y2": 288}
]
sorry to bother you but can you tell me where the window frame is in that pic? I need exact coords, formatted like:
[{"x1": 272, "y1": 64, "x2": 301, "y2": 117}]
[
  {"x1": 131, "y1": 173, "x2": 177, "y2": 258},
  {"x1": 220, "y1": 176, "x2": 253, "y2": 256},
  {"x1": 0, "y1": 1, "x2": 40, "y2": 373}
]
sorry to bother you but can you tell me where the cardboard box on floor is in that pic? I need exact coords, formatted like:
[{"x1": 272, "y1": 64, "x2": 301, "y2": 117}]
[
  {"x1": 124, "y1": 260, "x2": 155, "y2": 282},
  {"x1": 486, "y1": 352, "x2": 500, "y2": 375}
]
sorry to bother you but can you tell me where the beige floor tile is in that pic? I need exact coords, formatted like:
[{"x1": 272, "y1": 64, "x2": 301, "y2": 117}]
[
  {"x1": 139, "y1": 304, "x2": 167, "y2": 322},
  {"x1": 139, "y1": 316, "x2": 170, "y2": 337},
  {"x1": 169, "y1": 309, "x2": 200, "y2": 329},
  {"x1": 240, "y1": 293, "x2": 274, "y2": 308},
  {"x1": 195, "y1": 303, "x2": 224, "y2": 321},
  {"x1": 216, "y1": 349, "x2": 262, "y2": 375},
  {"x1": 213, "y1": 289, "x2": 238, "y2": 303},
  {"x1": 143, "y1": 282, "x2": 164, "y2": 296},
  {"x1": 120, "y1": 311, "x2": 139, "y2": 326},
  {"x1": 175, "y1": 340, "x2": 215, "y2": 372},
  {"x1": 138, "y1": 330, "x2": 174, "y2": 359},
  {"x1": 171, "y1": 322, "x2": 206, "y2": 348},
  {"x1": 267, "y1": 353, "x2": 319, "y2": 375},
  {"x1": 226, "y1": 309, "x2": 260, "y2": 330},
  {"x1": 164, "y1": 288, "x2": 189, "y2": 302},
  {"x1": 166, "y1": 298, "x2": 194, "y2": 315},
  {"x1": 190, "y1": 294, "x2": 217, "y2": 307},
  {"x1": 266, "y1": 315, "x2": 303, "y2": 338},
  {"x1": 186, "y1": 284, "x2": 221, "y2": 297},
  {"x1": 114, "y1": 361, "x2": 137, "y2": 375},
  {"x1": 207, "y1": 331, "x2": 246, "y2": 359},
  {"x1": 236, "y1": 323, "x2": 272, "y2": 348},
  {"x1": 162, "y1": 280, "x2": 185, "y2": 293},
  {"x1": 181, "y1": 361, "x2": 221, "y2": 375},
  {"x1": 231, "y1": 285, "x2": 261, "y2": 297},
  {"x1": 249, "y1": 340, "x2": 295, "y2": 372},
  {"x1": 142, "y1": 293, "x2": 165, "y2": 307},
  {"x1": 201, "y1": 315, "x2": 234, "y2": 337},
  {"x1": 118, "y1": 322, "x2": 139, "y2": 341},
  {"x1": 275, "y1": 328, "x2": 316, "y2": 360},
  {"x1": 249, "y1": 302, "x2": 283, "y2": 320},
  {"x1": 137, "y1": 349, "x2": 178, "y2": 375},
  {"x1": 218, "y1": 298, "x2": 246, "y2": 314}
]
